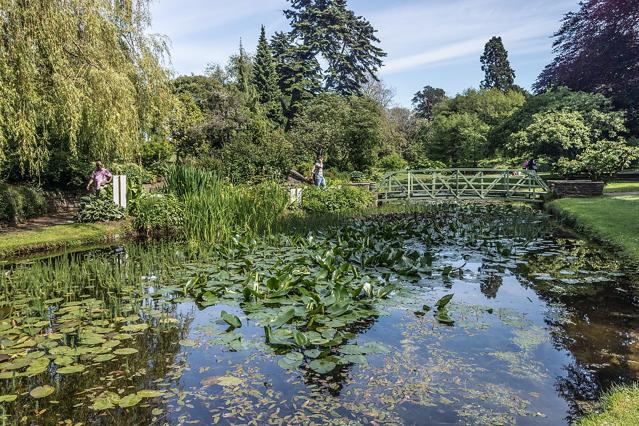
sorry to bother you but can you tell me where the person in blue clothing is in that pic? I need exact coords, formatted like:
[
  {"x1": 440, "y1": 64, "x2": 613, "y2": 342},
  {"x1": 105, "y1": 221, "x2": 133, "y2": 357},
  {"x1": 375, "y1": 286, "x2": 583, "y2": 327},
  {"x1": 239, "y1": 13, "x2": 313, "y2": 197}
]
[{"x1": 311, "y1": 154, "x2": 326, "y2": 188}]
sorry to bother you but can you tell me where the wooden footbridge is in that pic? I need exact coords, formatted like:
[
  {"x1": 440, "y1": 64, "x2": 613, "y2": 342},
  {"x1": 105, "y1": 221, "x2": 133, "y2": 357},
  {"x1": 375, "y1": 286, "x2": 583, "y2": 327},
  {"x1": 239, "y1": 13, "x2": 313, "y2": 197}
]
[{"x1": 377, "y1": 169, "x2": 549, "y2": 203}]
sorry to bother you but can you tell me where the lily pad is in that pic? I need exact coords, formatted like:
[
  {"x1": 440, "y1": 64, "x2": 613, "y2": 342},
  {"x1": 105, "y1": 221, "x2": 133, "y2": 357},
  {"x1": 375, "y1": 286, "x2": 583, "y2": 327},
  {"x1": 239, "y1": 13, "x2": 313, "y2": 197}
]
[
  {"x1": 309, "y1": 358, "x2": 336, "y2": 374},
  {"x1": 30, "y1": 385, "x2": 55, "y2": 399},
  {"x1": 220, "y1": 311, "x2": 241, "y2": 328},
  {"x1": 0, "y1": 394, "x2": 17, "y2": 402},
  {"x1": 57, "y1": 364, "x2": 86, "y2": 374},
  {"x1": 113, "y1": 348, "x2": 138, "y2": 355},
  {"x1": 201, "y1": 375, "x2": 244, "y2": 387},
  {"x1": 137, "y1": 389, "x2": 165, "y2": 398},
  {"x1": 118, "y1": 393, "x2": 143, "y2": 408},
  {"x1": 179, "y1": 339, "x2": 198, "y2": 347}
]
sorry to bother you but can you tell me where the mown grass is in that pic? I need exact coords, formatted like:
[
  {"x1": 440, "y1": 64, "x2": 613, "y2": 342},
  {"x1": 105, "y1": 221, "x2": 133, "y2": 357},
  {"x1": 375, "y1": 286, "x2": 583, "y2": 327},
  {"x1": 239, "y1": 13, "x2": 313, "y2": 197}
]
[
  {"x1": 578, "y1": 384, "x2": 639, "y2": 426},
  {"x1": 0, "y1": 221, "x2": 130, "y2": 259},
  {"x1": 604, "y1": 181, "x2": 639, "y2": 193},
  {"x1": 547, "y1": 196, "x2": 639, "y2": 263}
]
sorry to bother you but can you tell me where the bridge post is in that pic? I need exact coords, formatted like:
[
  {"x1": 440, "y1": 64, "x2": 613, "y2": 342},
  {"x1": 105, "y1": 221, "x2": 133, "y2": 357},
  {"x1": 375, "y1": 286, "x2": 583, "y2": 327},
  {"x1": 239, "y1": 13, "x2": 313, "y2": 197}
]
[{"x1": 408, "y1": 171, "x2": 413, "y2": 201}]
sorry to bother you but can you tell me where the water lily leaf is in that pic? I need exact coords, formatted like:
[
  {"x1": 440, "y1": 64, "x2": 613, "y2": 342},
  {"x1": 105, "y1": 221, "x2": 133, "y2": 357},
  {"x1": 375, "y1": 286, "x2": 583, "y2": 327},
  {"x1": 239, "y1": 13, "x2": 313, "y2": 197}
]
[
  {"x1": 436, "y1": 309, "x2": 455, "y2": 326},
  {"x1": 338, "y1": 354, "x2": 368, "y2": 365},
  {"x1": 270, "y1": 308, "x2": 296, "y2": 328},
  {"x1": 80, "y1": 336, "x2": 105, "y2": 345},
  {"x1": 94, "y1": 354, "x2": 116, "y2": 363},
  {"x1": 339, "y1": 344, "x2": 366, "y2": 355},
  {"x1": 201, "y1": 375, "x2": 244, "y2": 387},
  {"x1": 113, "y1": 348, "x2": 138, "y2": 355},
  {"x1": 220, "y1": 311, "x2": 241, "y2": 329},
  {"x1": 118, "y1": 393, "x2": 142, "y2": 408},
  {"x1": 137, "y1": 390, "x2": 165, "y2": 398},
  {"x1": 293, "y1": 330, "x2": 309, "y2": 346},
  {"x1": 435, "y1": 294, "x2": 454, "y2": 310},
  {"x1": 30, "y1": 385, "x2": 54, "y2": 399},
  {"x1": 304, "y1": 349, "x2": 321, "y2": 359},
  {"x1": 0, "y1": 394, "x2": 17, "y2": 402},
  {"x1": 278, "y1": 357, "x2": 303, "y2": 370},
  {"x1": 121, "y1": 324, "x2": 149, "y2": 333},
  {"x1": 91, "y1": 391, "x2": 120, "y2": 410},
  {"x1": 362, "y1": 342, "x2": 391, "y2": 354},
  {"x1": 179, "y1": 339, "x2": 198, "y2": 347},
  {"x1": 309, "y1": 358, "x2": 336, "y2": 374},
  {"x1": 57, "y1": 364, "x2": 85, "y2": 374}
]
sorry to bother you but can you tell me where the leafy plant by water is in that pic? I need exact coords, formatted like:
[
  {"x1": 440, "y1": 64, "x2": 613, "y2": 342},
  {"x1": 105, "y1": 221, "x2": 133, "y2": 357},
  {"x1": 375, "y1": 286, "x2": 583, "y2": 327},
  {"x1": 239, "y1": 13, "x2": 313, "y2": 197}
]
[{"x1": 165, "y1": 166, "x2": 288, "y2": 243}]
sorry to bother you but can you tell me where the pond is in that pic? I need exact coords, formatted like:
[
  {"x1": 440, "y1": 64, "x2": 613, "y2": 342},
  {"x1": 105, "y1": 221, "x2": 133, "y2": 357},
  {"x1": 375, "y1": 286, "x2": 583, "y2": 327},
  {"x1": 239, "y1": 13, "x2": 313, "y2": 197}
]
[{"x1": 0, "y1": 204, "x2": 638, "y2": 425}]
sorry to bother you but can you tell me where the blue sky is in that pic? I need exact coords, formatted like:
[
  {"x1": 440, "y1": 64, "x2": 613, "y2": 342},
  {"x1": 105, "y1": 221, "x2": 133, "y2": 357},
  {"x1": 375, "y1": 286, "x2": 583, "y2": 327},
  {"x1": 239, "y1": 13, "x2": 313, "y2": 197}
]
[{"x1": 150, "y1": 0, "x2": 580, "y2": 107}]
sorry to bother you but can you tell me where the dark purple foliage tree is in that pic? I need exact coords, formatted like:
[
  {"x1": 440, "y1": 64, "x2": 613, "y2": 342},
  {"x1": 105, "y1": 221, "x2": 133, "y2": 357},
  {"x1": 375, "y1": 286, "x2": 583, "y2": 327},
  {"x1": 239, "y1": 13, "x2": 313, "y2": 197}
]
[{"x1": 534, "y1": 0, "x2": 639, "y2": 131}]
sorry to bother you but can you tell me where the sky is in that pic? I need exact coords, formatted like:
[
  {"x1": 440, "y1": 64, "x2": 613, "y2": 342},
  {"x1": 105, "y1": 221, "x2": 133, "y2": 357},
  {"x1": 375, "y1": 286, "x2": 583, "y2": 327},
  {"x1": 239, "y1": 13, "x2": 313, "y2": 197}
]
[{"x1": 150, "y1": 0, "x2": 580, "y2": 108}]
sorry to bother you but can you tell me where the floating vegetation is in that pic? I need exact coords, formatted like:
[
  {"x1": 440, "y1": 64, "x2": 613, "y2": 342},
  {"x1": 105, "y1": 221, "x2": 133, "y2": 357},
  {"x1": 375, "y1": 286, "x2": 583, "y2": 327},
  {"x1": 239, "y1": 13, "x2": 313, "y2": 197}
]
[{"x1": 0, "y1": 204, "x2": 636, "y2": 424}]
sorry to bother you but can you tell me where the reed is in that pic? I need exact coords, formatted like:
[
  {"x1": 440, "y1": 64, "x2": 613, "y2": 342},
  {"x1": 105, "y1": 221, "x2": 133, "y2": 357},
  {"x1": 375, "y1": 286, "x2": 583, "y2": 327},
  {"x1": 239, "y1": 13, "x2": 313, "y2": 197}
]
[{"x1": 166, "y1": 166, "x2": 288, "y2": 244}]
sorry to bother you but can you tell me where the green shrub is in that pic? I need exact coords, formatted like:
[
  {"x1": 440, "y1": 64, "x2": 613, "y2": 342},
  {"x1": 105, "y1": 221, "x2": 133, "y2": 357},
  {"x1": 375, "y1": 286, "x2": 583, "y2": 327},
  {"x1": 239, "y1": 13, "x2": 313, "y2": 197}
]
[
  {"x1": 302, "y1": 185, "x2": 374, "y2": 213},
  {"x1": 376, "y1": 153, "x2": 408, "y2": 172},
  {"x1": 350, "y1": 171, "x2": 366, "y2": 182},
  {"x1": 0, "y1": 184, "x2": 48, "y2": 224},
  {"x1": 132, "y1": 193, "x2": 183, "y2": 234},
  {"x1": 111, "y1": 163, "x2": 155, "y2": 185},
  {"x1": 76, "y1": 195, "x2": 125, "y2": 223}
]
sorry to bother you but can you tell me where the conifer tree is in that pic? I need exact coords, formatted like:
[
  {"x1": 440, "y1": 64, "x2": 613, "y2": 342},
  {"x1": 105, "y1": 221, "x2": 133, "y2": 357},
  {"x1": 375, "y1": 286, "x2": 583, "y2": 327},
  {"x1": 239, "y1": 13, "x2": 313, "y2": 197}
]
[
  {"x1": 480, "y1": 37, "x2": 516, "y2": 92},
  {"x1": 271, "y1": 31, "x2": 322, "y2": 123},
  {"x1": 412, "y1": 86, "x2": 447, "y2": 120},
  {"x1": 284, "y1": 0, "x2": 386, "y2": 95},
  {"x1": 253, "y1": 26, "x2": 284, "y2": 125}
]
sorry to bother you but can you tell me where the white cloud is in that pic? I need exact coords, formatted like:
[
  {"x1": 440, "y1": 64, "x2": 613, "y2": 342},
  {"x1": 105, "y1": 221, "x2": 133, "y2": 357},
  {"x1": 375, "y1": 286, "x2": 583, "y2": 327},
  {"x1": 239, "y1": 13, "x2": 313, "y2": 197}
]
[{"x1": 363, "y1": 0, "x2": 576, "y2": 75}]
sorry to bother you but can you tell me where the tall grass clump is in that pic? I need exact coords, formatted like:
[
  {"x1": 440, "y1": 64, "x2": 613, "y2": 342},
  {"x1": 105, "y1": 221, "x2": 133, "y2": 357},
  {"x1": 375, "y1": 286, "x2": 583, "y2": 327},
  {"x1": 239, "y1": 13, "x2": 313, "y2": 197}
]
[{"x1": 165, "y1": 166, "x2": 288, "y2": 243}]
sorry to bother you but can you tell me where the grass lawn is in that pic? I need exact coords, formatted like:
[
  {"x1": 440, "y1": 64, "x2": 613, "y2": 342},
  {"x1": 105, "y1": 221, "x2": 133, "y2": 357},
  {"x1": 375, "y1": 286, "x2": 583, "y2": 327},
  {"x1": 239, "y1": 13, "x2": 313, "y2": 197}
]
[
  {"x1": 0, "y1": 221, "x2": 130, "y2": 259},
  {"x1": 604, "y1": 181, "x2": 639, "y2": 193},
  {"x1": 547, "y1": 196, "x2": 639, "y2": 263},
  {"x1": 578, "y1": 384, "x2": 639, "y2": 425}
]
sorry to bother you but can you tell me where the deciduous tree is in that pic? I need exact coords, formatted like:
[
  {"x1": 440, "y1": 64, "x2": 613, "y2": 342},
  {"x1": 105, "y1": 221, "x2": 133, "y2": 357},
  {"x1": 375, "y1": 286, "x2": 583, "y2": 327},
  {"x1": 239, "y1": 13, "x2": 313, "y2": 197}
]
[{"x1": 534, "y1": 0, "x2": 639, "y2": 132}]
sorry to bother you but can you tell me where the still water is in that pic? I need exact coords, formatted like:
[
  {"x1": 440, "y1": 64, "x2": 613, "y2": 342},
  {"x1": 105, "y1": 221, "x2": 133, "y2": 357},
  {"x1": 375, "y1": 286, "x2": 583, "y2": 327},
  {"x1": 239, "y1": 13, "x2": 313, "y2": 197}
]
[{"x1": 0, "y1": 205, "x2": 637, "y2": 425}]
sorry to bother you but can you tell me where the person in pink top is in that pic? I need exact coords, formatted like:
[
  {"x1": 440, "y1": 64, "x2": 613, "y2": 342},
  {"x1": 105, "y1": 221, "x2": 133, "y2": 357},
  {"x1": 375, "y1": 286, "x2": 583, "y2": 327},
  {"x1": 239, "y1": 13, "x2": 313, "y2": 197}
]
[{"x1": 86, "y1": 161, "x2": 113, "y2": 194}]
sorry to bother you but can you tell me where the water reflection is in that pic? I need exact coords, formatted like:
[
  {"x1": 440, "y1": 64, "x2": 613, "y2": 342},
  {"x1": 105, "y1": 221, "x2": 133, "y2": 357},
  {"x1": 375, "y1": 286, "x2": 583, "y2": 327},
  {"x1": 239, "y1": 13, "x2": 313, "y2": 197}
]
[{"x1": 1, "y1": 207, "x2": 638, "y2": 425}]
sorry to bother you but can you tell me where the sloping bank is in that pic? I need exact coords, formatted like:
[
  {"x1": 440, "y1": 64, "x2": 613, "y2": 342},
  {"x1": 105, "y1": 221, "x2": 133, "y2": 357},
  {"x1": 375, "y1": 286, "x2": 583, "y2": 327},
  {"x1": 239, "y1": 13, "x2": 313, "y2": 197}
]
[
  {"x1": 546, "y1": 196, "x2": 639, "y2": 264},
  {"x1": 0, "y1": 221, "x2": 131, "y2": 259}
]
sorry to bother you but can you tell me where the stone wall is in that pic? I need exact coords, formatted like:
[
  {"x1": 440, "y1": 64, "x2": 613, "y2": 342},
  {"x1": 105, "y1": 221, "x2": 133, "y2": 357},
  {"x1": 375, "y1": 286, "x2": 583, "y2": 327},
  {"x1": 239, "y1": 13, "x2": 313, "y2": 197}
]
[
  {"x1": 548, "y1": 180, "x2": 604, "y2": 198},
  {"x1": 43, "y1": 190, "x2": 82, "y2": 214}
]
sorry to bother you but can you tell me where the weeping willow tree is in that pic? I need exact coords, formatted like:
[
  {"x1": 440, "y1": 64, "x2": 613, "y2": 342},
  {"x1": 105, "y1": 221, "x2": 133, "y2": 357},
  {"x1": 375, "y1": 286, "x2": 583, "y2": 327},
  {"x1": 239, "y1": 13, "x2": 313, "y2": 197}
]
[{"x1": 0, "y1": 0, "x2": 173, "y2": 183}]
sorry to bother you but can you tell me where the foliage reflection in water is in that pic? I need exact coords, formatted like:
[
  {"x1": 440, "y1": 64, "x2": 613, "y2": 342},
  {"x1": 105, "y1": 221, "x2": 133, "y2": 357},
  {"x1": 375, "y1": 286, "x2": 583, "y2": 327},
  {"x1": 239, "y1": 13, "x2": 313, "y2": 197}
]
[{"x1": 0, "y1": 204, "x2": 637, "y2": 425}]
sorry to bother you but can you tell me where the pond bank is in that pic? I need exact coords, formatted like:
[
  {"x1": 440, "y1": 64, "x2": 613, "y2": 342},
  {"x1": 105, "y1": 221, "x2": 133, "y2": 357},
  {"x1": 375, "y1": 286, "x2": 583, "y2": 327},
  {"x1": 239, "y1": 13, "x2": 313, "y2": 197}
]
[
  {"x1": 0, "y1": 220, "x2": 131, "y2": 259},
  {"x1": 577, "y1": 384, "x2": 639, "y2": 425},
  {"x1": 547, "y1": 196, "x2": 639, "y2": 265}
]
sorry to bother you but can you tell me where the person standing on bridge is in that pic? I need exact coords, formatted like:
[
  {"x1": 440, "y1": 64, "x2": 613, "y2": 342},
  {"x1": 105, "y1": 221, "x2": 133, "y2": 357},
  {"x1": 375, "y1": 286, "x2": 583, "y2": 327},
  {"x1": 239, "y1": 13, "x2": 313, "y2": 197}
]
[{"x1": 311, "y1": 155, "x2": 327, "y2": 188}]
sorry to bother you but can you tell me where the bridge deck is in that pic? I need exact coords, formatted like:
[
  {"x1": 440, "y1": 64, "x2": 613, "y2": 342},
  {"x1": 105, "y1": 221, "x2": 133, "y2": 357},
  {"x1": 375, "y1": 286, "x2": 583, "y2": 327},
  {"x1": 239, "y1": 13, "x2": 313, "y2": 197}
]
[{"x1": 378, "y1": 169, "x2": 549, "y2": 203}]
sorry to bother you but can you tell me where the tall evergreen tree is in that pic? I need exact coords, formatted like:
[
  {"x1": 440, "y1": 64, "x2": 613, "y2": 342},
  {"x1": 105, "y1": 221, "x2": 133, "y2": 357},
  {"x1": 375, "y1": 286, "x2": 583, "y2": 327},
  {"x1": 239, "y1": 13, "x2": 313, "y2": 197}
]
[
  {"x1": 284, "y1": 0, "x2": 386, "y2": 95},
  {"x1": 480, "y1": 37, "x2": 516, "y2": 92},
  {"x1": 271, "y1": 31, "x2": 322, "y2": 123},
  {"x1": 412, "y1": 86, "x2": 447, "y2": 120},
  {"x1": 233, "y1": 41, "x2": 259, "y2": 110},
  {"x1": 253, "y1": 26, "x2": 284, "y2": 124}
]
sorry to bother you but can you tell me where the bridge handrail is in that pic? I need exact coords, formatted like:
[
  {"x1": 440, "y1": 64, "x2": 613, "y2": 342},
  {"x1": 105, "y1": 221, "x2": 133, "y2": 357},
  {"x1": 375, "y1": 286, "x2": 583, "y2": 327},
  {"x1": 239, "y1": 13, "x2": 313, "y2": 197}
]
[
  {"x1": 379, "y1": 168, "x2": 548, "y2": 189},
  {"x1": 377, "y1": 168, "x2": 549, "y2": 202}
]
